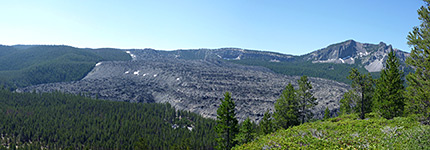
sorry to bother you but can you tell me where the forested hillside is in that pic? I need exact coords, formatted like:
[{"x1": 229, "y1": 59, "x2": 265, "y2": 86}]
[
  {"x1": 228, "y1": 60, "x2": 370, "y2": 83},
  {"x1": 0, "y1": 45, "x2": 131, "y2": 88},
  {"x1": 0, "y1": 89, "x2": 216, "y2": 149}
]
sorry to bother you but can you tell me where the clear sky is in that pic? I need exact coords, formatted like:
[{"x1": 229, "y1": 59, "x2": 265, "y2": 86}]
[{"x1": 0, "y1": 0, "x2": 425, "y2": 55}]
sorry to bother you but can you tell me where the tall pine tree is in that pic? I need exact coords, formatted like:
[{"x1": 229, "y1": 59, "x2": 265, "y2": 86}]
[
  {"x1": 296, "y1": 75, "x2": 317, "y2": 124},
  {"x1": 324, "y1": 107, "x2": 330, "y2": 120},
  {"x1": 348, "y1": 68, "x2": 374, "y2": 119},
  {"x1": 215, "y1": 92, "x2": 239, "y2": 150},
  {"x1": 373, "y1": 50, "x2": 405, "y2": 119},
  {"x1": 259, "y1": 110, "x2": 274, "y2": 135},
  {"x1": 405, "y1": 0, "x2": 430, "y2": 120},
  {"x1": 274, "y1": 83, "x2": 299, "y2": 129},
  {"x1": 235, "y1": 118, "x2": 255, "y2": 145}
]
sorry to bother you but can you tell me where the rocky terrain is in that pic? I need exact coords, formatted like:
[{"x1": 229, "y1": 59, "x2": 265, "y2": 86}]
[
  {"x1": 14, "y1": 40, "x2": 412, "y2": 122},
  {"x1": 302, "y1": 40, "x2": 410, "y2": 72},
  {"x1": 18, "y1": 50, "x2": 349, "y2": 122}
]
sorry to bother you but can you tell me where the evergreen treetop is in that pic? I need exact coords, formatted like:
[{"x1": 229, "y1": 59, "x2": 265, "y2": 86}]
[
  {"x1": 373, "y1": 50, "x2": 405, "y2": 119},
  {"x1": 406, "y1": 0, "x2": 430, "y2": 120},
  {"x1": 274, "y1": 83, "x2": 299, "y2": 129},
  {"x1": 215, "y1": 92, "x2": 239, "y2": 150},
  {"x1": 297, "y1": 75, "x2": 317, "y2": 124}
]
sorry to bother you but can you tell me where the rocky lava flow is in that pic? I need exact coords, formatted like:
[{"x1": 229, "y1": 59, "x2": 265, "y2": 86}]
[{"x1": 18, "y1": 51, "x2": 349, "y2": 122}]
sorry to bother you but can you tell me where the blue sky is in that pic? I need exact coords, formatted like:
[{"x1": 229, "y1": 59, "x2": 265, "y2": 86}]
[{"x1": 0, "y1": 0, "x2": 424, "y2": 55}]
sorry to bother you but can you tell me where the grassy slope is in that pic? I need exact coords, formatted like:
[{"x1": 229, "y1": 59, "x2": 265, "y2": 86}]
[{"x1": 235, "y1": 114, "x2": 430, "y2": 150}]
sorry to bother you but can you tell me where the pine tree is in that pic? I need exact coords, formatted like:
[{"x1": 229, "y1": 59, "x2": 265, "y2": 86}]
[
  {"x1": 348, "y1": 68, "x2": 374, "y2": 119},
  {"x1": 274, "y1": 83, "x2": 299, "y2": 129},
  {"x1": 296, "y1": 75, "x2": 317, "y2": 124},
  {"x1": 405, "y1": 0, "x2": 430, "y2": 120},
  {"x1": 324, "y1": 107, "x2": 330, "y2": 120},
  {"x1": 215, "y1": 92, "x2": 239, "y2": 150},
  {"x1": 235, "y1": 118, "x2": 255, "y2": 145},
  {"x1": 259, "y1": 110, "x2": 274, "y2": 135},
  {"x1": 373, "y1": 50, "x2": 405, "y2": 119},
  {"x1": 339, "y1": 90, "x2": 359, "y2": 115}
]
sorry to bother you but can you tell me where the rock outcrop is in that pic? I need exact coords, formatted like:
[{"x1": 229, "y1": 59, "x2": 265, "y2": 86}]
[{"x1": 303, "y1": 40, "x2": 409, "y2": 72}]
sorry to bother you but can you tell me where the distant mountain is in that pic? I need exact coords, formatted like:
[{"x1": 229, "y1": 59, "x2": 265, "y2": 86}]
[{"x1": 302, "y1": 40, "x2": 410, "y2": 72}]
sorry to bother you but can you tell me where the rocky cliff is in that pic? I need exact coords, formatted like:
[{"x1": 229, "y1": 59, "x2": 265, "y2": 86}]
[{"x1": 303, "y1": 40, "x2": 409, "y2": 72}]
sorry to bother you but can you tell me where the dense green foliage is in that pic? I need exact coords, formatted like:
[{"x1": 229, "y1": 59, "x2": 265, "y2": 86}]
[
  {"x1": 324, "y1": 107, "x2": 330, "y2": 120},
  {"x1": 339, "y1": 90, "x2": 359, "y2": 115},
  {"x1": 258, "y1": 111, "x2": 274, "y2": 135},
  {"x1": 347, "y1": 68, "x2": 374, "y2": 119},
  {"x1": 0, "y1": 45, "x2": 131, "y2": 88},
  {"x1": 405, "y1": 0, "x2": 430, "y2": 120},
  {"x1": 234, "y1": 118, "x2": 256, "y2": 145},
  {"x1": 234, "y1": 114, "x2": 430, "y2": 150},
  {"x1": 373, "y1": 50, "x2": 405, "y2": 119},
  {"x1": 228, "y1": 60, "x2": 369, "y2": 84},
  {"x1": 0, "y1": 89, "x2": 216, "y2": 149},
  {"x1": 215, "y1": 92, "x2": 239, "y2": 150},
  {"x1": 273, "y1": 83, "x2": 299, "y2": 129},
  {"x1": 296, "y1": 76, "x2": 317, "y2": 124}
]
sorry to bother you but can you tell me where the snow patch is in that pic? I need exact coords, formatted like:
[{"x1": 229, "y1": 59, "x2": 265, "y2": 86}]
[
  {"x1": 125, "y1": 71, "x2": 130, "y2": 74},
  {"x1": 133, "y1": 70, "x2": 140, "y2": 75},
  {"x1": 143, "y1": 73, "x2": 147, "y2": 77},
  {"x1": 95, "y1": 62, "x2": 102, "y2": 66},
  {"x1": 216, "y1": 54, "x2": 222, "y2": 58},
  {"x1": 270, "y1": 59, "x2": 280, "y2": 62},
  {"x1": 187, "y1": 126, "x2": 193, "y2": 131},
  {"x1": 126, "y1": 51, "x2": 137, "y2": 60},
  {"x1": 153, "y1": 74, "x2": 157, "y2": 77},
  {"x1": 235, "y1": 54, "x2": 242, "y2": 60},
  {"x1": 176, "y1": 78, "x2": 180, "y2": 81}
]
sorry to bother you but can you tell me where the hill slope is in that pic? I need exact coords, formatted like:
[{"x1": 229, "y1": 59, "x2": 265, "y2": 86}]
[
  {"x1": 0, "y1": 45, "x2": 131, "y2": 88},
  {"x1": 18, "y1": 53, "x2": 349, "y2": 122},
  {"x1": 234, "y1": 114, "x2": 430, "y2": 149}
]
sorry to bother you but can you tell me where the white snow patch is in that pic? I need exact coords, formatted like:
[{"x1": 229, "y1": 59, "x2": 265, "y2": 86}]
[
  {"x1": 143, "y1": 73, "x2": 147, "y2": 77},
  {"x1": 187, "y1": 126, "x2": 193, "y2": 131},
  {"x1": 153, "y1": 74, "x2": 157, "y2": 77},
  {"x1": 235, "y1": 54, "x2": 241, "y2": 60},
  {"x1": 176, "y1": 78, "x2": 180, "y2": 81},
  {"x1": 270, "y1": 59, "x2": 280, "y2": 62},
  {"x1": 216, "y1": 54, "x2": 222, "y2": 58},
  {"x1": 125, "y1": 71, "x2": 130, "y2": 74},
  {"x1": 339, "y1": 58, "x2": 345, "y2": 63},
  {"x1": 95, "y1": 62, "x2": 102, "y2": 66},
  {"x1": 175, "y1": 55, "x2": 180, "y2": 58},
  {"x1": 133, "y1": 70, "x2": 140, "y2": 75},
  {"x1": 126, "y1": 51, "x2": 137, "y2": 59}
]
